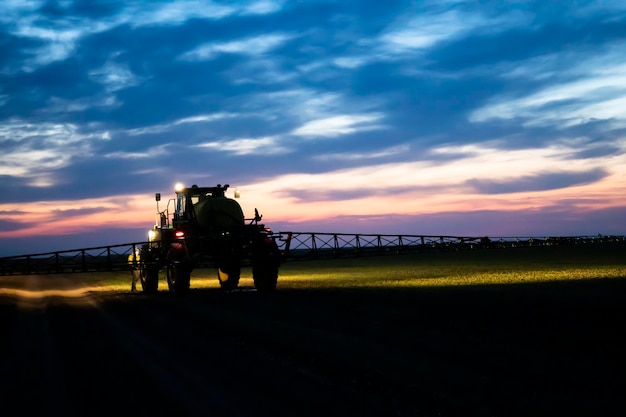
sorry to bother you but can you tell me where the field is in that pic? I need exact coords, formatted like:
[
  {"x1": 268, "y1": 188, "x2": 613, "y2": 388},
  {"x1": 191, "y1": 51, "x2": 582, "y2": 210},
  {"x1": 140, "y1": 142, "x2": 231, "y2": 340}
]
[{"x1": 0, "y1": 243, "x2": 624, "y2": 417}]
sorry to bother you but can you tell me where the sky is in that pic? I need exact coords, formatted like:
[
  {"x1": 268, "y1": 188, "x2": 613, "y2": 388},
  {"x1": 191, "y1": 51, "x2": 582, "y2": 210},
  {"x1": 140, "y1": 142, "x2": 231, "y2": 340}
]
[{"x1": 1, "y1": 0, "x2": 626, "y2": 256}]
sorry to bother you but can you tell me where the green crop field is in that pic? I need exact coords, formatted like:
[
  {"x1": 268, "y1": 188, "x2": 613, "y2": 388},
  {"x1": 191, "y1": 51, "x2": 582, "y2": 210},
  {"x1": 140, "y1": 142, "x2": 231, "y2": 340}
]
[
  {"x1": 153, "y1": 242, "x2": 626, "y2": 291},
  {"x1": 273, "y1": 243, "x2": 625, "y2": 288},
  {"x1": 3, "y1": 242, "x2": 622, "y2": 293},
  {"x1": 1, "y1": 243, "x2": 623, "y2": 299}
]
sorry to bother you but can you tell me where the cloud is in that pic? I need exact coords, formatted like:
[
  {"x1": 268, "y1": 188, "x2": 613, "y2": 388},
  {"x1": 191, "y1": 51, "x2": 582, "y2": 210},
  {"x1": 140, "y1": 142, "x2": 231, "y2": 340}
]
[
  {"x1": 313, "y1": 144, "x2": 411, "y2": 161},
  {"x1": 292, "y1": 113, "x2": 385, "y2": 137},
  {"x1": 381, "y1": 10, "x2": 474, "y2": 52},
  {"x1": 126, "y1": 0, "x2": 283, "y2": 27},
  {"x1": 470, "y1": 45, "x2": 626, "y2": 128},
  {"x1": 128, "y1": 1, "x2": 236, "y2": 26},
  {"x1": 196, "y1": 136, "x2": 290, "y2": 155},
  {"x1": 104, "y1": 144, "x2": 172, "y2": 160},
  {"x1": 0, "y1": 193, "x2": 154, "y2": 240},
  {"x1": 234, "y1": 139, "x2": 626, "y2": 224},
  {"x1": 44, "y1": 95, "x2": 119, "y2": 113},
  {"x1": 179, "y1": 33, "x2": 294, "y2": 61},
  {"x1": 0, "y1": 211, "x2": 33, "y2": 232},
  {"x1": 466, "y1": 168, "x2": 609, "y2": 194},
  {"x1": 0, "y1": 119, "x2": 105, "y2": 184},
  {"x1": 243, "y1": 0, "x2": 284, "y2": 15},
  {"x1": 89, "y1": 61, "x2": 142, "y2": 92},
  {"x1": 126, "y1": 113, "x2": 237, "y2": 136},
  {"x1": 1, "y1": 0, "x2": 285, "y2": 73},
  {"x1": 1, "y1": 4, "x2": 115, "y2": 72},
  {"x1": 378, "y1": 5, "x2": 529, "y2": 56},
  {"x1": 333, "y1": 56, "x2": 369, "y2": 69},
  {"x1": 244, "y1": 90, "x2": 345, "y2": 121}
]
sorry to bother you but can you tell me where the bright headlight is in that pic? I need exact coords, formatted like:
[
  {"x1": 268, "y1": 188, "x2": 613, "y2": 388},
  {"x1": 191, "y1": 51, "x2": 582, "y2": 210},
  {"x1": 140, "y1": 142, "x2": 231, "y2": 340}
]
[{"x1": 148, "y1": 230, "x2": 157, "y2": 241}]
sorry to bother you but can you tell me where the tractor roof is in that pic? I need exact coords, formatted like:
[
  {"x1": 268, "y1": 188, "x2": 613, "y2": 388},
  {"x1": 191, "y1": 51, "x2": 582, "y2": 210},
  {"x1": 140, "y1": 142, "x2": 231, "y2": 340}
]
[{"x1": 178, "y1": 184, "x2": 230, "y2": 198}]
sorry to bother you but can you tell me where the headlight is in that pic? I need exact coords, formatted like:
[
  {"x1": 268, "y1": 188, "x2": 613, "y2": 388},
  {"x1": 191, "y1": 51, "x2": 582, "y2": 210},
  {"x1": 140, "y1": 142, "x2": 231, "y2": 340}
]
[{"x1": 148, "y1": 230, "x2": 157, "y2": 241}]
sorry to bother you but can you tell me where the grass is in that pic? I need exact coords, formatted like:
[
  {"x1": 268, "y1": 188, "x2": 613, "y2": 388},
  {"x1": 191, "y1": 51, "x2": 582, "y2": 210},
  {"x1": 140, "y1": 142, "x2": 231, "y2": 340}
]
[
  {"x1": 263, "y1": 243, "x2": 625, "y2": 289},
  {"x1": 1, "y1": 242, "x2": 624, "y2": 293}
]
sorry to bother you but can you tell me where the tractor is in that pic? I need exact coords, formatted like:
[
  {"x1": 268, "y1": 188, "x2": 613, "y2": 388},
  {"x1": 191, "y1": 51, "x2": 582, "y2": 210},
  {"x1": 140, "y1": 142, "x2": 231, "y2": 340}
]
[{"x1": 135, "y1": 183, "x2": 289, "y2": 293}]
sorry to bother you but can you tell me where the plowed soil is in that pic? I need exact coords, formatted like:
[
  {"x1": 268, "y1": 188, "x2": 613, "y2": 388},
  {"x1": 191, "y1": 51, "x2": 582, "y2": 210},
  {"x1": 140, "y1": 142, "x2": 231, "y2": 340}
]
[{"x1": 1, "y1": 273, "x2": 625, "y2": 417}]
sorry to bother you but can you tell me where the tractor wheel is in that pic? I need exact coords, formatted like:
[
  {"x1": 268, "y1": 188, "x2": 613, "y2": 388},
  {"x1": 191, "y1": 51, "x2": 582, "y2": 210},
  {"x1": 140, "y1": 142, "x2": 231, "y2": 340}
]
[
  {"x1": 140, "y1": 263, "x2": 159, "y2": 293},
  {"x1": 167, "y1": 263, "x2": 191, "y2": 294},
  {"x1": 252, "y1": 259, "x2": 278, "y2": 292},
  {"x1": 217, "y1": 265, "x2": 240, "y2": 291}
]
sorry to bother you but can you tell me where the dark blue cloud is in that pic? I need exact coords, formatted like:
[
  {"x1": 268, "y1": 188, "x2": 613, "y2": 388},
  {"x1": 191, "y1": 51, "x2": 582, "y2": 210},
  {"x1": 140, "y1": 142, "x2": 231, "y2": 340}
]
[
  {"x1": 466, "y1": 168, "x2": 609, "y2": 194},
  {"x1": 285, "y1": 184, "x2": 422, "y2": 203},
  {"x1": 0, "y1": 226, "x2": 149, "y2": 256},
  {"x1": 0, "y1": 216, "x2": 32, "y2": 232},
  {"x1": 571, "y1": 144, "x2": 623, "y2": 160},
  {"x1": 431, "y1": 10, "x2": 626, "y2": 73},
  {"x1": 40, "y1": 0, "x2": 123, "y2": 18},
  {"x1": 271, "y1": 204, "x2": 626, "y2": 238}
]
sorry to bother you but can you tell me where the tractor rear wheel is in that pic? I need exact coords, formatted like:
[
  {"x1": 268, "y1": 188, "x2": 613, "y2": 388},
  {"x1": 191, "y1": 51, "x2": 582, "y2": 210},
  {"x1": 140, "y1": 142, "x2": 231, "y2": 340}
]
[
  {"x1": 252, "y1": 259, "x2": 278, "y2": 292},
  {"x1": 167, "y1": 263, "x2": 191, "y2": 294},
  {"x1": 140, "y1": 263, "x2": 159, "y2": 293}
]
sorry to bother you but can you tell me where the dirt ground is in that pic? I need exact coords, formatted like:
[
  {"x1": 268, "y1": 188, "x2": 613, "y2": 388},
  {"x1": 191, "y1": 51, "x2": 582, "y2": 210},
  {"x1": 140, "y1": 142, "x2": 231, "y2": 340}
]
[{"x1": 0, "y1": 274, "x2": 625, "y2": 417}]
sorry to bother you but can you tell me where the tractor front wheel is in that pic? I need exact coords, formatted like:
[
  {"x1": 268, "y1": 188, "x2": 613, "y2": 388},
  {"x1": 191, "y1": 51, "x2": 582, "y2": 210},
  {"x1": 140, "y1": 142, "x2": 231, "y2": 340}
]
[{"x1": 140, "y1": 263, "x2": 159, "y2": 293}]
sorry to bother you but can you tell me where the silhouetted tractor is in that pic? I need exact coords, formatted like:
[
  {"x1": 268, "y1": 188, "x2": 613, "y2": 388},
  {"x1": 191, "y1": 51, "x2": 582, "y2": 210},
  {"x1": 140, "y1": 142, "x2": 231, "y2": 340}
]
[{"x1": 136, "y1": 183, "x2": 289, "y2": 293}]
